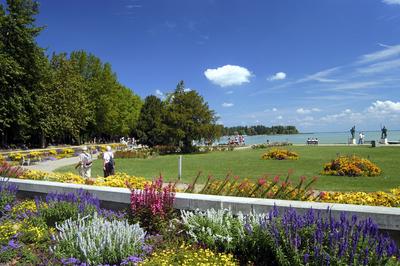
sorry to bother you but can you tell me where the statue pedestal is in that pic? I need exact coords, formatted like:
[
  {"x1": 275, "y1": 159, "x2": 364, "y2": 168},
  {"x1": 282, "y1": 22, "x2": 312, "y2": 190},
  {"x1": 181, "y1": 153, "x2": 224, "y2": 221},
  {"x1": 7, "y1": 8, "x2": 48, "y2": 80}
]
[
  {"x1": 348, "y1": 138, "x2": 356, "y2": 144},
  {"x1": 380, "y1": 138, "x2": 388, "y2": 145}
]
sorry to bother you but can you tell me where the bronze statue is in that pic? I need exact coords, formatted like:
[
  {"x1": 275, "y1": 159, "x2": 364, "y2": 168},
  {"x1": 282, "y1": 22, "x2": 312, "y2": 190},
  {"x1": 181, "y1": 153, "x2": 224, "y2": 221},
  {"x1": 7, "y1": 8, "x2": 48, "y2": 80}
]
[
  {"x1": 381, "y1": 126, "x2": 387, "y2": 139},
  {"x1": 350, "y1": 126, "x2": 355, "y2": 139}
]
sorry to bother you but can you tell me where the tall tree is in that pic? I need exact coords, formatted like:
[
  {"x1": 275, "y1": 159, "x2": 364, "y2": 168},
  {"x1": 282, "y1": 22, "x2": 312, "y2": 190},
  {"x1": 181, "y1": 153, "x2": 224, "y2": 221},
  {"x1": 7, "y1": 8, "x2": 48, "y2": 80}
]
[
  {"x1": 135, "y1": 95, "x2": 167, "y2": 146},
  {"x1": 165, "y1": 81, "x2": 220, "y2": 152},
  {"x1": 0, "y1": 0, "x2": 50, "y2": 145}
]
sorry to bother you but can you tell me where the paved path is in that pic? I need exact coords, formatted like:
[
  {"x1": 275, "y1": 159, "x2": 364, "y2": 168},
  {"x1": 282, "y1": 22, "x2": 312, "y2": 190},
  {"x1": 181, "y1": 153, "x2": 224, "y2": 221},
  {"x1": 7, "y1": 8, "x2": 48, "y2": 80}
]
[{"x1": 23, "y1": 155, "x2": 98, "y2": 173}]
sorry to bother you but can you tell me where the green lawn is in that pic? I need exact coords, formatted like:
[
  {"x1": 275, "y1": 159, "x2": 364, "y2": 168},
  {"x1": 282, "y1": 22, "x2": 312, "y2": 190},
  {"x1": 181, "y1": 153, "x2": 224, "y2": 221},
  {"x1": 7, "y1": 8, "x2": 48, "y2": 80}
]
[{"x1": 56, "y1": 146, "x2": 400, "y2": 192}]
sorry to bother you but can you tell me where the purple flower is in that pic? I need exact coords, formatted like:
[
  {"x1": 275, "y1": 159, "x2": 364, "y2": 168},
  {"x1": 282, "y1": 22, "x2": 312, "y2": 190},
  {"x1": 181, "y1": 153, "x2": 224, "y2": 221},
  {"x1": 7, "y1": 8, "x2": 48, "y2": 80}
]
[
  {"x1": 61, "y1": 257, "x2": 81, "y2": 265},
  {"x1": 7, "y1": 239, "x2": 19, "y2": 249},
  {"x1": 4, "y1": 204, "x2": 11, "y2": 212},
  {"x1": 121, "y1": 256, "x2": 142, "y2": 265}
]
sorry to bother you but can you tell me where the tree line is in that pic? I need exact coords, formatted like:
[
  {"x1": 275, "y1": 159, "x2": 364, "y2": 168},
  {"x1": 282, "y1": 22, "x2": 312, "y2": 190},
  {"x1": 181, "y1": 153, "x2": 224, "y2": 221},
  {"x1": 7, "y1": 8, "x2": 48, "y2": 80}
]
[
  {"x1": 0, "y1": 0, "x2": 222, "y2": 152},
  {"x1": 222, "y1": 125, "x2": 299, "y2": 136}
]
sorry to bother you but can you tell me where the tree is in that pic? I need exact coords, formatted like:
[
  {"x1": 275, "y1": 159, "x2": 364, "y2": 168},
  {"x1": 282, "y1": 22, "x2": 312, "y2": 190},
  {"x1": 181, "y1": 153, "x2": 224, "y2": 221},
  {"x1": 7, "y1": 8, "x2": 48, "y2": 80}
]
[
  {"x1": 164, "y1": 81, "x2": 220, "y2": 152},
  {"x1": 38, "y1": 53, "x2": 93, "y2": 144},
  {"x1": 0, "y1": 0, "x2": 50, "y2": 146},
  {"x1": 135, "y1": 95, "x2": 167, "y2": 146}
]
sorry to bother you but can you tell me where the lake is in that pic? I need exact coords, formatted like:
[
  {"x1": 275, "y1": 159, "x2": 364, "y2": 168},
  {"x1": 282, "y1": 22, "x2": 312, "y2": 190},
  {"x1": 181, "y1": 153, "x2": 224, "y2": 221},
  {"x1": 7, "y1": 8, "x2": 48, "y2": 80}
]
[{"x1": 217, "y1": 130, "x2": 400, "y2": 145}]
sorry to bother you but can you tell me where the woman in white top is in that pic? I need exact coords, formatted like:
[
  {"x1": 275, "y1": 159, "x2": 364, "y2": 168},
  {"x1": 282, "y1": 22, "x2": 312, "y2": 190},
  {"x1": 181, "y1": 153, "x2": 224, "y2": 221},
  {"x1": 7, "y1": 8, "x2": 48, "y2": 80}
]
[
  {"x1": 75, "y1": 146, "x2": 92, "y2": 178},
  {"x1": 103, "y1": 146, "x2": 115, "y2": 177}
]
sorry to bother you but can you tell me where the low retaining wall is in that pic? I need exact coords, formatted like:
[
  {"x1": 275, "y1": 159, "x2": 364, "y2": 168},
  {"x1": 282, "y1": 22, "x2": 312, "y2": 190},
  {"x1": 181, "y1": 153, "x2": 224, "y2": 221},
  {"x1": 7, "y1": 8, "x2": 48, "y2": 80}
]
[{"x1": 6, "y1": 178, "x2": 400, "y2": 243}]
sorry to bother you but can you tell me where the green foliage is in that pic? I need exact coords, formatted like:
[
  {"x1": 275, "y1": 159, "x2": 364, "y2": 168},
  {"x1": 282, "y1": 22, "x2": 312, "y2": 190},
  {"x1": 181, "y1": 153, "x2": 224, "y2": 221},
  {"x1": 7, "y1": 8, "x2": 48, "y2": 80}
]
[
  {"x1": 164, "y1": 81, "x2": 221, "y2": 153},
  {"x1": 181, "y1": 209, "x2": 244, "y2": 252},
  {"x1": 136, "y1": 95, "x2": 168, "y2": 147},
  {"x1": 53, "y1": 213, "x2": 146, "y2": 265},
  {"x1": 223, "y1": 125, "x2": 299, "y2": 136},
  {"x1": 39, "y1": 201, "x2": 96, "y2": 227},
  {"x1": 0, "y1": 1, "x2": 142, "y2": 147}
]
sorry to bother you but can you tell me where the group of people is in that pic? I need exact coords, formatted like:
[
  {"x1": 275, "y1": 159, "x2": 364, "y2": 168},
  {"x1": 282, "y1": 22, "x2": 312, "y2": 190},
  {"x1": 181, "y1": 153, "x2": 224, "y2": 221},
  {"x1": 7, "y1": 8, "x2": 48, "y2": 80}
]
[
  {"x1": 227, "y1": 135, "x2": 245, "y2": 145},
  {"x1": 306, "y1": 138, "x2": 319, "y2": 145},
  {"x1": 75, "y1": 145, "x2": 115, "y2": 179},
  {"x1": 350, "y1": 125, "x2": 388, "y2": 144}
]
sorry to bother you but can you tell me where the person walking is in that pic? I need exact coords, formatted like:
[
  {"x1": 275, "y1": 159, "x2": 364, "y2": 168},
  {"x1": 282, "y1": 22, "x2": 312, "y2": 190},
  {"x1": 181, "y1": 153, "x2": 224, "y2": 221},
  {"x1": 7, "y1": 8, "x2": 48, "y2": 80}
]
[
  {"x1": 103, "y1": 146, "x2": 115, "y2": 177},
  {"x1": 75, "y1": 146, "x2": 93, "y2": 179}
]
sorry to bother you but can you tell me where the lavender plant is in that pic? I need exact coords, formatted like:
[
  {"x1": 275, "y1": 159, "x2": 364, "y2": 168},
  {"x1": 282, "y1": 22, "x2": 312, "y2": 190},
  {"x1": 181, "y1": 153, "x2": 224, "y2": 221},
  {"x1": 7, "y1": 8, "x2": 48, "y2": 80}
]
[
  {"x1": 52, "y1": 213, "x2": 146, "y2": 265},
  {"x1": 39, "y1": 189, "x2": 100, "y2": 226},
  {"x1": 182, "y1": 207, "x2": 400, "y2": 265},
  {"x1": 0, "y1": 177, "x2": 18, "y2": 216},
  {"x1": 242, "y1": 207, "x2": 400, "y2": 265}
]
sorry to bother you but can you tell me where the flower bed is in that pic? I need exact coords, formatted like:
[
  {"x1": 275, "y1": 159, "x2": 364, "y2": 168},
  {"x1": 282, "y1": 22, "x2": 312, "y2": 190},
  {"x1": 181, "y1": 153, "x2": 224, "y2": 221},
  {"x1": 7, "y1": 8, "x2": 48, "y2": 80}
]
[
  {"x1": 261, "y1": 148, "x2": 299, "y2": 160},
  {"x1": 322, "y1": 155, "x2": 381, "y2": 177},
  {"x1": 320, "y1": 188, "x2": 400, "y2": 207},
  {"x1": 252, "y1": 141, "x2": 293, "y2": 149},
  {"x1": 1, "y1": 177, "x2": 399, "y2": 265}
]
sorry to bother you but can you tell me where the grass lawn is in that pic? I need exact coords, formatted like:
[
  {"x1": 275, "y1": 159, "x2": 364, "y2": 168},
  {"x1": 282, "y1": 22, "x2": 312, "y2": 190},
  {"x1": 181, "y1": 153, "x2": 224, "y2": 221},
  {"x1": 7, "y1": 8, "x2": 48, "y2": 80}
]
[{"x1": 56, "y1": 146, "x2": 400, "y2": 192}]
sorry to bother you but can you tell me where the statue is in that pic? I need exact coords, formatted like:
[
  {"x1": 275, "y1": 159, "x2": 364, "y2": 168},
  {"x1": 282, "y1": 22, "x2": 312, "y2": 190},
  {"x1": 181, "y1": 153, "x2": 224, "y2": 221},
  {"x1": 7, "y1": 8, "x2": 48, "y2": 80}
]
[
  {"x1": 350, "y1": 126, "x2": 355, "y2": 139},
  {"x1": 381, "y1": 126, "x2": 387, "y2": 139}
]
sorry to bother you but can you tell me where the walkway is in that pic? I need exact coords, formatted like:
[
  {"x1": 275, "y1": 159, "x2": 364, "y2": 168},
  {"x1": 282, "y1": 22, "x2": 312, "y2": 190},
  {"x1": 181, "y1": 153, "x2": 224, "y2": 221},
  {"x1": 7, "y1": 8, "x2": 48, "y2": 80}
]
[{"x1": 23, "y1": 155, "x2": 98, "y2": 173}]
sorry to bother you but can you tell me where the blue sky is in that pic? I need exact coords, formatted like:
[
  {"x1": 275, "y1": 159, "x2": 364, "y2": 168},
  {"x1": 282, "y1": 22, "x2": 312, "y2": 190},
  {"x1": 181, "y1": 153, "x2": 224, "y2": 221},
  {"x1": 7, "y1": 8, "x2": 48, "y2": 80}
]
[{"x1": 30, "y1": 0, "x2": 400, "y2": 132}]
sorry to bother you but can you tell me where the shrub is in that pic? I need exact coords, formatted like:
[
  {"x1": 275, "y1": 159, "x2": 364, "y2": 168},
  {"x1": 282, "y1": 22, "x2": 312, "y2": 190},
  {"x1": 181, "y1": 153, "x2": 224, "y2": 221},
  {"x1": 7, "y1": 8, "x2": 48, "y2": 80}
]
[
  {"x1": 252, "y1": 142, "x2": 293, "y2": 149},
  {"x1": 240, "y1": 207, "x2": 399, "y2": 265},
  {"x1": 181, "y1": 209, "x2": 244, "y2": 252},
  {"x1": 152, "y1": 145, "x2": 181, "y2": 155},
  {"x1": 261, "y1": 148, "x2": 299, "y2": 160},
  {"x1": 141, "y1": 243, "x2": 238, "y2": 265},
  {"x1": 182, "y1": 207, "x2": 400, "y2": 265},
  {"x1": 52, "y1": 213, "x2": 146, "y2": 265},
  {"x1": 39, "y1": 189, "x2": 100, "y2": 227},
  {"x1": 322, "y1": 155, "x2": 381, "y2": 177},
  {"x1": 129, "y1": 176, "x2": 176, "y2": 233},
  {"x1": 113, "y1": 148, "x2": 154, "y2": 159}
]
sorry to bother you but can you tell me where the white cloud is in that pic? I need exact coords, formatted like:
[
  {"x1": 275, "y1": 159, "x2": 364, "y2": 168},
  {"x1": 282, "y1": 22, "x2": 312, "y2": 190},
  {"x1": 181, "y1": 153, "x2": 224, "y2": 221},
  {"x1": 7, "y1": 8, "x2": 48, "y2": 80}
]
[
  {"x1": 226, "y1": 90, "x2": 234, "y2": 94},
  {"x1": 296, "y1": 107, "x2": 321, "y2": 114},
  {"x1": 300, "y1": 67, "x2": 339, "y2": 83},
  {"x1": 155, "y1": 89, "x2": 163, "y2": 97},
  {"x1": 276, "y1": 115, "x2": 283, "y2": 120},
  {"x1": 382, "y1": 0, "x2": 400, "y2": 5},
  {"x1": 272, "y1": 108, "x2": 278, "y2": 112},
  {"x1": 368, "y1": 100, "x2": 400, "y2": 114},
  {"x1": 204, "y1": 65, "x2": 252, "y2": 87},
  {"x1": 222, "y1": 102, "x2": 234, "y2": 107},
  {"x1": 184, "y1": 88, "x2": 192, "y2": 92},
  {"x1": 358, "y1": 44, "x2": 400, "y2": 63},
  {"x1": 357, "y1": 58, "x2": 400, "y2": 74},
  {"x1": 296, "y1": 108, "x2": 311, "y2": 114},
  {"x1": 321, "y1": 109, "x2": 363, "y2": 123},
  {"x1": 329, "y1": 81, "x2": 379, "y2": 91},
  {"x1": 268, "y1": 72, "x2": 286, "y2": 81}
]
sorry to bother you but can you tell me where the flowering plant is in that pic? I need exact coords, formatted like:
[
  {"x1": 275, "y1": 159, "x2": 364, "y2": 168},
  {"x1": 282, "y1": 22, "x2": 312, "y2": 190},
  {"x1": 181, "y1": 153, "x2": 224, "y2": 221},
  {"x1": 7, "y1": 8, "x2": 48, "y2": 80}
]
[
  {"x1": 261, "y1": 148, "x2": 299, "y2": 160},
  {"x1": 129, "y1": 176, "x2": 176, "y2": 233},
  {"x1": 322, "y1": 155, "x2": 381, "y2": 176},
  {"x1": 52, "y1": 213, "x2": 146, "y2": 265},
  {"x1": 140, "y1": 242, "x2": 238, "y2": 265}
]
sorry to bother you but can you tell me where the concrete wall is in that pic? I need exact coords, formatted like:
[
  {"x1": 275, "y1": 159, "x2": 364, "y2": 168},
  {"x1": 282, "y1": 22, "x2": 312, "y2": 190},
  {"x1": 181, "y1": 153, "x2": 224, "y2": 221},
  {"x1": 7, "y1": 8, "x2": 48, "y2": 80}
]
[{"x1": 5, "y1": 178, "x2": 400, "y2": 245}]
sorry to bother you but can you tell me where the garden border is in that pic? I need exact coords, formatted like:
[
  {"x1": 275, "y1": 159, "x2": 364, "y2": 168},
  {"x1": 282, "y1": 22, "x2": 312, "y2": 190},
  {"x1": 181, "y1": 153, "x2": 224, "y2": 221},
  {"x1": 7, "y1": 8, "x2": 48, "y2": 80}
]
[{"x1": 6, "y1": 177, "x2": 400, "y2": 242}]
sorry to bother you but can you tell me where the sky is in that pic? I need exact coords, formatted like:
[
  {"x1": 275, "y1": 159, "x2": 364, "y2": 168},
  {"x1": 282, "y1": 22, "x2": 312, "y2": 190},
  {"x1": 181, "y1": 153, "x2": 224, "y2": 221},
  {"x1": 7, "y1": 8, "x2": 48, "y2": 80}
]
[{"x1": 26, "y1": 0, "x2": 400, "y2": 131}]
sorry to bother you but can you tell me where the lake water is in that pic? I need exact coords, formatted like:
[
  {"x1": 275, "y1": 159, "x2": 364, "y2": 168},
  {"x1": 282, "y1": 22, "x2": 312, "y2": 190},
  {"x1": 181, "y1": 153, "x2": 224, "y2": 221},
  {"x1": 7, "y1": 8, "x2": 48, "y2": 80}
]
[{"x1": 217, "y1": 131, "x2": 400, "y2": 145}]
